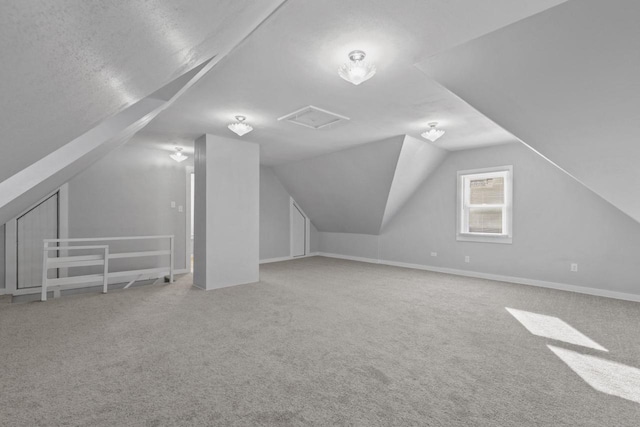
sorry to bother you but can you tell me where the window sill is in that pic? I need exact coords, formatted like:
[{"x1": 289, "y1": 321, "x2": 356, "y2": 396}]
[{"x1": 457, "y1": 233, "x2": 512, "y2": 244}]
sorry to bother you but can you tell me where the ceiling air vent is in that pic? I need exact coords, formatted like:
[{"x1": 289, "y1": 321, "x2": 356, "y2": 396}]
[{"x1": 277, "y1": 105, "x2": 350, "y2": 129}]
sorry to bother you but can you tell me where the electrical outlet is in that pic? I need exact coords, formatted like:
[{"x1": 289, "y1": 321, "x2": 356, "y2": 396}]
[
  {"x1": 465, "y1": 255, "x2": 470, "y2": 263},
  {"x1": 571, "y1": 263, "x2": 578, "y2": 272},
  {"x1": 178, "y1": 205, "x2": 184, "y2": 213},
  {"x1": 170, "y1": 201, "x2": 176, "y2": 208},
  {"x1": 430, "y1": 252, "x2": 437, "y2": 257}
]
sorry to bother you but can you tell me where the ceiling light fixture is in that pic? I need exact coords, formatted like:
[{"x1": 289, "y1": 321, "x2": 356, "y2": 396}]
[
  {"x1": 170, "y1": 147, "x2": 188, "y2": 163},
  {"x1": 421, "y1": 122, "x2": 445, "y2": 142},
  {"x1": 228, "y1": 115, "x2": 253, "y2": 136},
  {"x1": 338, "y1": 50, "x2": 376, "y2": 86}
]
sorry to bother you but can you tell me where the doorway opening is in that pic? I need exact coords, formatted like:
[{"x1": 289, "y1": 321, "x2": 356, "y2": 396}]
[{"x1": 290, "y1": 198, "x2": 310, "y2": 258}]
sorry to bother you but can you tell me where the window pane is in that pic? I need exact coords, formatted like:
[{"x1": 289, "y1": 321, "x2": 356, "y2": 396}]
[
  {"x1": 469, "y1": 176, "x2": 504, "y2": 204},
  {"x1": 469, "y1": 207, "x2": 503, "y2": 233}
]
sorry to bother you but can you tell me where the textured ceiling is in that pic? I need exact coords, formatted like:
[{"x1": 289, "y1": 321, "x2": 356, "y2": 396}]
[
  {"x1": 146, "y1": 0, "x2": 567, "y2": 165},
  {"x1": 0, "y1": 0, "x2": 286, "y2": 181},
  {"x1": 0, "y1": 57, "x2": 217, "y2": 225},
  {"x1": 419, "y1": 0, "x2": 640, "y2": 224}
]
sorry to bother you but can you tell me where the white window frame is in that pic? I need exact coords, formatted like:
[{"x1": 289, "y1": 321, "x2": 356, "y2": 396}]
[{"x1": 457, "y1": 165, "x2": 513, "y2": 244}]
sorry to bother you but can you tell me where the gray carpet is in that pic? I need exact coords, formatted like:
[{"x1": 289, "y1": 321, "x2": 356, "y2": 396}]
[{"x1": 1, "y1": 256, "x2": 638, "y2": 426}]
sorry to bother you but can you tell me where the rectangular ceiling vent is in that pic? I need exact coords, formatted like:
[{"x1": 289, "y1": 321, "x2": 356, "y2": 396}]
[{"x1": 277, "y1": 105, "x2": 350, "y2": 129}]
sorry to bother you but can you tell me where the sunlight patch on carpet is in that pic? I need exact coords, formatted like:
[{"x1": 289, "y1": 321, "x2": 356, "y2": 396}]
[
  {"x1": 506, "y1": 307, "x2": 607, "y2": 351},
  {"x1": 548, "y1": 345, "x2": 640, "y2": 404}
]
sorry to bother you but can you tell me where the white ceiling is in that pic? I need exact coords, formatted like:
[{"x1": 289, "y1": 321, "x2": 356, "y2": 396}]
[
  {"x1": 0, "y1": 0, "x2": 285, "y2": 181},
  {"x1": 145, "y1": 0, "x2": 567, "y2": 165}
]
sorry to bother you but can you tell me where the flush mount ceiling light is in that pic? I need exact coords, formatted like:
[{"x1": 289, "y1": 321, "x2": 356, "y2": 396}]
[
  {"x1": 228, "y1": 115, "x2": 253, "y2": 136},
  {"x1": 338, "y1": 50, "x2": 376, "y2": 86},
  {"x1": 170, "y1": 147, "x2": 188, "y2": 163},
  {"x1": 421, "y1": 122, "x2": 446, "y2": 142}
]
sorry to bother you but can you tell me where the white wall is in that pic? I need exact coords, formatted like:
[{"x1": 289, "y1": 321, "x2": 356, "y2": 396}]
[
  {"x1": 260, "y1": 167, "x2": 291, "y2": 260},
  {"x1": 319, "y1": 143, "x2": 640, "y2": 297},
  {"x1": 193, "y1": 134, "x2": 259, "y2": 290},
  {"x1": 67, "y1": 139, "x2": 189, "y2": 273}
]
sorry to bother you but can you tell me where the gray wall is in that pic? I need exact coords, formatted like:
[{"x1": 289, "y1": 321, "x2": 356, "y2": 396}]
[
  {"x1": 310, "y1": 222, "x2": 319, "y2": 253},
  {"x1": 0, "y1": 224, "x2": 5, "y2": 289},
  {"x1": 260, "y1": 167, "x2": 291, "y2": 260},
  {"x1": 67, "y1": 139, "x2": 189, "y2": 272},
  {"x1": 274, "y1": 137, "x2": 404, "y2": 234},
  {"x1": 193, "y1": 136, "x2": 207, "y2": 287},
  {"x1": 319, "y1": 232, "x2": 379, "y2": 260},
  {"x1": 319, "y1": 143, "x2": 640, "y2": 296}
]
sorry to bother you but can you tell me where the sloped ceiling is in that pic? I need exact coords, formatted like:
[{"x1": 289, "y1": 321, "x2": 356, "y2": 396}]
[
  {"x1": 0, "y1": 59, "x2": 216, "y2": 225},
  {"x1": 145, "y1": 0, "x2": 565, "y2": 165},
  {"x1": 417, "y1": 0, "x2": 640, "y2": 223},
  {"x1": 0, "y1": 0, "x2": 286, "y2": 182},
  {"x1": 274, "y1": 135, "x2": 449, "y2": 235},
  {"x1": 381, "y1": 135, "x2": 448, "y2": 231},
  {"x1": 274, "y1": 137, "x2": 404, "y2": 235}
]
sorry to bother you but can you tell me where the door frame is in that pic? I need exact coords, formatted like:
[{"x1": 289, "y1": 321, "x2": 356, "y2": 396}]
[
  {"x1": 289, "y1": 197, "x2": 310, "y2": 258},
  {"x1": 186, "y1": 167, "x2": 194, "y2": 272},
  {"x1": 4, "y1": 184, "x2": 69, "y2": 295}
]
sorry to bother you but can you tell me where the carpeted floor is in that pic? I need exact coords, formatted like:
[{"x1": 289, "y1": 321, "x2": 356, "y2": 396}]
[{"x1": 1, "y1": 256, "x2": 639, "y2": 426}]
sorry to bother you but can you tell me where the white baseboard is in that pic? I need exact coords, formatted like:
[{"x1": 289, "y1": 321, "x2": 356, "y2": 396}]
[
  {"x1": 260, "y1": 256, "x2": 293, "y2": 264},
  {"x1": 316, "y1": 252, "x2": 379, "y2": 264},
  {"x1": 316, "y1": 252, "x2": 640, "y2": 303},
  {"x1": 260, "y1": 253, "x2": 319, "y2": 264}
]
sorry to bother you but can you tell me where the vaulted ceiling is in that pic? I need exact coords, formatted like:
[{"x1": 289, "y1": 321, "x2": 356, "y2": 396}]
[
  {"x1": 0, "y1": 0, "x2": 285, "y2": 224},
  {"x1": 0, "y1": 0, "x2": 286, "y2": 182},
  {"x1": 145, "y1": 0, "x2": 564, "y2": 164},
  {"x1": 6, "y1": 0, "x2": 638, "y2": 236},
  {"x1": 418, "y1": 0, "x2": 640, "y2": 224}
]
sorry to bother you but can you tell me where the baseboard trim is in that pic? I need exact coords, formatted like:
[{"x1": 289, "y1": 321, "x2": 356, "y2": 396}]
[
  {"x1": 260, "y1": 256, "x2": 293, "y2": 264},
  {"x1": 316, "y1": 252, "x2": 640, "y2": 303},
  {"x1": 316, "y1": 252, "x2": 379, "y2": 265},
  {"x1": 260, "y1": 253, "x2": 319, "y2": 264}
]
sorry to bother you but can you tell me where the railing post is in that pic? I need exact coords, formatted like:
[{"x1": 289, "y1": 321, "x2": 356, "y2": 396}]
[
  {"x1": 41, "y1": 242, "x2": 48, "y2": 302},
  {"x1": 169, "y1": 236, "x2": 174, "y2": 283},
  {"x1": 103, "y1": 246, "x2": 109, "y2": 294}
]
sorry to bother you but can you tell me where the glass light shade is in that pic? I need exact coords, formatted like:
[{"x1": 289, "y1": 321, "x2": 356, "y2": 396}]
[
  {"x1": 421, "y1": 122, "x2": 445, "y2": 142},
  {"x1": 170, "y1": 147, "x2": 188, "y2": 163},
  {"x1": 338, "y1": 50, "x2": 376, "y2": 86},
  {"x1": 228, "y1": 116, "x2": 253, "y2": 136}
]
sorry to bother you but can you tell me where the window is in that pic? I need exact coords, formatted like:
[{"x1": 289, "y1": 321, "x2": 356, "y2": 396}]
[{"x1": 457, "y1": 166, "x2": 512, "y2": 244}]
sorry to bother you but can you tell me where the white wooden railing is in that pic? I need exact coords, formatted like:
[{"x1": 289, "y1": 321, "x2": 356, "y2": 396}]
[{"x1": 41, "y1": 235, "x2": 174, "y2": 301}]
